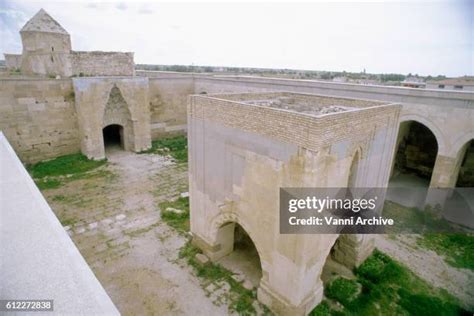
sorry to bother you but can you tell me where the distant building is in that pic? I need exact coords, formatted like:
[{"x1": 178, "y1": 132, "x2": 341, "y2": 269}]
[
  {"x1": 401, "y1": 77, "x2": 426, "y2": 88},
  {"x1": 426, "y1": 77, "x2": 474, "y2": 92},
  {"x1": 332, "y1": 76, "x2": 348, "y2": 83}
]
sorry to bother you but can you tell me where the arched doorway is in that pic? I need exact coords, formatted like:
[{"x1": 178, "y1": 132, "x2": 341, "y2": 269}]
[
  {"x1": 103, "y1": 124, "x2": 124, "y2": 149},
  {"x1": 216, "y1": 222, "x2": 263, "y2": 289},
  {"x1": 387, "y1": 121, "x2": 439, "y2": 208},
  {"x1": 390, "y1": 121, "x2": 438, "y2": 187},
  {"x1": 443, "y1": 139, "x2": 474, "y2": 227},
  {"x1": 455, "y1": 140, "x2": 474, "y2": 188}
]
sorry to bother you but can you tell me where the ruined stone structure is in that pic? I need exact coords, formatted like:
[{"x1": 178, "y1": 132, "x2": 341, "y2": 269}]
[
  {"x1": 188, "y1": 92, "x2": 400, "y2": 314},
  {"x1": 4, "y1": 9, "x2": 134, "y2": 77},
  {"x1": 1, "y1": 9, "x2": 473, "y2": 316}
]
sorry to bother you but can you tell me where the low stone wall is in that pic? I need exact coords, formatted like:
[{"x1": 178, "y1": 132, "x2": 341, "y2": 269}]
[
  {"x1": 71, "y1": 51, "x2": 135, "y2": 76},
  {"x1": 4, "y1": 54, "x2": 22, "y2": 70},
  {"x1": 0, "y1": 79, "x2": 80, "y2": 163}
]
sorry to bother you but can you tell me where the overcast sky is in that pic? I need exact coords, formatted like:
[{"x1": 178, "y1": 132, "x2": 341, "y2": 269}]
[{"x1": 0, "y1": 0, "x2": 472, "y2": 77}]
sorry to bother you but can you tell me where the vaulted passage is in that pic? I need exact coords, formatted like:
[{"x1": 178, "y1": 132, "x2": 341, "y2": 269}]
[
  {"x1": 103, "y1": 124, "x2": 123, "y2": 148},
  {"x1": 217, "y1": 223, "x2": 262, "y2": 288},
  {"x1": 456, "y1": 140, "x2": 474, "y2": 187},
  {"x1": 390, "y1": 121, "x2": 438, "y2": 187}
]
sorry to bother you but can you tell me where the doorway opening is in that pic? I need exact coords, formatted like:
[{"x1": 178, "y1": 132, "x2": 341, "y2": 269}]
[
  {"x1": 387, "y1": 120, "x2": 438, "y2": 208},
  {"x1": 217, "y1": 223, "x2": 262, "y2": 289},
  {"x1": 103, "y1": 124, "x2": 124, "y2": 149}
]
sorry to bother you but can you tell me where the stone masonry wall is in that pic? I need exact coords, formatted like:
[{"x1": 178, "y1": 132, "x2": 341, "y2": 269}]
[
  {"x1": 0, "y1": 79, "x2": 80, "y2": 163},
  {"x1": 71, "y1": 51, "x2": 135, "y2": 76},
  {"x1": 4, "y1": 54, "x2": 22, "y2": 70},
  {"x1": 147, "y1": 77, "x2": 194, "y2": 139},
  {"x1": 189, "y1": 94, "x2": 399, "y2": 152}
]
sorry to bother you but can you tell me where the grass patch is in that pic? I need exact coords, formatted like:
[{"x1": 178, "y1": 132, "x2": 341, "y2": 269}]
[
  {"x1": 141, "y1": 135, "x2": 187, "y2": 162},
  {"x1": 60, "y1": 217, "x2": 78, "y2": 227},
  {"x1": 35, "y1": 178, "x2": 62, "y2": 190},
  {"x1": 159, "y1": 196, "x2": 190, "y2": 233},
  {"x1": 27, "y1": 153, "x2": 106, "y2": 178},
  {"x1": 311, "y1": 250, "x2": 470, "y2": 315},
  {"x1": 325, "y1": 278, "x2": 359, "y2": 306},
  {"x1": 417, "y1": 234, "x2": 474, "y2": 270},
  {"x1": 27, "y1": 153, "x2": 109, "y2": 190},
  {"x1": 179, "y1": 241, "x2": 266, "y2": 315},
  {"x1": 383, "y1": 201, "x2": 455, "y2": 233}
]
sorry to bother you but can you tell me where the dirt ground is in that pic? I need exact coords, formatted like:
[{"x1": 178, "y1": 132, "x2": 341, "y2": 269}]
[
  {"x1": 43, "y1": 147, "x2": 228, "y2": 315},
  {"x1": 41, "y1": 147, "x2": 473, "y2": 314},
  {"x1": 375, "y1": 234, "x2": 474, "y2": 310}
]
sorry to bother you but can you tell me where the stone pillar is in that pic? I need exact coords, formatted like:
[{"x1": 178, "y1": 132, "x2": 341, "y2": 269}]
[
  {"x1": 333, "y1": 234, "x2": 375, "y2": 269},
  {"x1": 430, "y1": 155, "x2": 461, "y2": 188},
  {"x1": 192, "y1": 223, "x2": 235, "y2": 261},
  {"x1": 257, "y1": 278, "x2": 322, "y2": 316},
  {"x1": 426, "y1": 154, "x2": 463, "y2": 208}
]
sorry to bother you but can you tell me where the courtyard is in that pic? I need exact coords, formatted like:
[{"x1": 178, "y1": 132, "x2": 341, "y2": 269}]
[{"x1": 24, "y1": 136, "x2": 473, "y2": 315}]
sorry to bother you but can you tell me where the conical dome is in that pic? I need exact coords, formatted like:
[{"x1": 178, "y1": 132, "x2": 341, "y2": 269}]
[{"x1": 20, "y1": 9, "x2": 68, "y2": 34}]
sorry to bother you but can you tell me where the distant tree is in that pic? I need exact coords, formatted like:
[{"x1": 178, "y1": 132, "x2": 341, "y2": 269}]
[{"x1": 380, "y1": 73, "x2": 405, "y2": 82}]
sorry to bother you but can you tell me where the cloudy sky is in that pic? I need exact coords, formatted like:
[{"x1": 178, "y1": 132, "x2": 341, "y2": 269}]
[{"x1": 0, "y1": 0, "x2": 472, "y2": 77}]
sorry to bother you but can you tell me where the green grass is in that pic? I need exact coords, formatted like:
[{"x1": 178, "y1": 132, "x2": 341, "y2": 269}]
[
  {"x1": 158, "y1": 196, "x2": 190, "y2": 233},
  {"x1": 417, "y1": 234, "x2": 474, "y2": 270},
  {"x1": 27, "y1": 153, "x2": 109, "y2": 190},
  {"x1": 325, "y1": 278, "x2": 359, "y2": 306},
  {"x1": 383, "y1": 201, "x2": 455, "y2": 233},
  {"x1": 35, "y1": 178, "x2": 62, "y2": 190},
  {"x1": 60, "y1": 217, "x2": 78, "y2": 227},
  {"x1": 310, "y1": 250, "x2": 470, "y2": 316},
  {"x1": 141, "y1": 135, "x2": 187, "y2": 162},
  {"x1": 27, "y1": 153, "x2": 106, "y2": 179},
  {"x1": 179, "y1": 241, "x2": 265, "y2": 315}
]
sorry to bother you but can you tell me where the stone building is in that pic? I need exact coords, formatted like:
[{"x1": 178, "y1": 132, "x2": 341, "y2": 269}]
[
  {"x1": 188, "y1": 92, "x2": 400, "y2": 314},
  {"x1": 4, "y1": 9, "x2": 134, "y2": 77}
]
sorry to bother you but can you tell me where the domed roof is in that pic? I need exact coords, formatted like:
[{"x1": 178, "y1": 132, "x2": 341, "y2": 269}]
[{"x1": 20, "y1": 9, "x2": 68, "y2": 34}]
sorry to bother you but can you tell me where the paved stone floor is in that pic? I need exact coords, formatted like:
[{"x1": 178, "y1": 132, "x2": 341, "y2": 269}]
[{"x1": 42, "y1": 147, "x2": 229, "y2": 315}]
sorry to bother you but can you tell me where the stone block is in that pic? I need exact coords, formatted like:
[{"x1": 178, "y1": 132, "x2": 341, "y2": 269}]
[{"x1": 195, "y1": 253, "x2": 209, "y2": 265}]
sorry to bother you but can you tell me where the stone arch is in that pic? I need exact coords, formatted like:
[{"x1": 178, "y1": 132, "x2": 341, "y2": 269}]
[
  {"x1": 399, "y1": 114, "x2": 446, "y2": 155},
  {"x1": 208, "y1": 211, "x2": 267, "y2": 267},
  {"x1": 453, "y1": 138, "x2": 474, "y2": 188},
  {"x1": 102, "y1": 85, "x2": 132, "y2": 126},
  {"x1": 391, "y1": 118, "x2": 439, "y2": 184},
  {"x1": 102, "y1": 124, "x2": 124, "y2": 149},
  {"x1": 450, "y1": 132, "x2": 474, "y2": 158},
  {"x1": 348, "y1": 147, "x2": 362, "y2": 188},
  {"x1": 101, "y1": 85, "x2": 134, "y2": 151}
]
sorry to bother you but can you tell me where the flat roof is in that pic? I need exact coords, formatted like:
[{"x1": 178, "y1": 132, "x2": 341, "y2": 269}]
[{"x1": 211, "y1": 92, "x2": 387, "y2": 118}]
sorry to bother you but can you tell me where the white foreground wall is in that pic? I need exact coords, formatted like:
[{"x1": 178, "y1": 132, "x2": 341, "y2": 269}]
[{"x1": 0, "y1": 132, "x2": 119, "y2": 315}]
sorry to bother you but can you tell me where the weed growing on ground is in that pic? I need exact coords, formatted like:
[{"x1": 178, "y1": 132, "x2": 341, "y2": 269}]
[
  {"x1": 27, "y1": 153, "x2": 110, "y2": 190},
  {"x1": 141, "y1": 135, "x2": 187, "y2": 162},
  {"x1": 325, "y1": 278, "x2": 359, "y2": 306},
  {"x1": 384, "y1": 201, "x2": 474, "y2": 270},
  {"x1": 27, "y1": 153, "x2": 106, "y2": 178},
  {"x1": 310, "y1": 250, "x2": 470, "y2": 315},
  {"x1": 179, "y1": 241, "x2": 269, "y2": 315},
  {"x1": 158, "y1": 197, "x2": 190, "y2": 233},
  {"x1": 417, "y1": 234, "x2": 474, "y2": 270}
]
